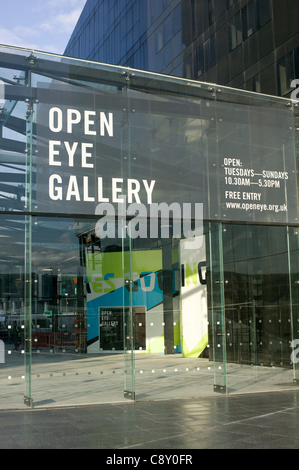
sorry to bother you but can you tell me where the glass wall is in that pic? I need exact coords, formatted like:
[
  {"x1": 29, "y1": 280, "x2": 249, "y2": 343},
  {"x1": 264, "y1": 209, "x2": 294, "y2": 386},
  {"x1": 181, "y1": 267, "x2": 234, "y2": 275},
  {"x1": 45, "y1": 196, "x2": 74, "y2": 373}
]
[
  {"x1": 0, "y1": 45, "x2": 298, "y2": 409},
  {"x1": 222, "y1": 224, "x2": 299, "y2": 393}
]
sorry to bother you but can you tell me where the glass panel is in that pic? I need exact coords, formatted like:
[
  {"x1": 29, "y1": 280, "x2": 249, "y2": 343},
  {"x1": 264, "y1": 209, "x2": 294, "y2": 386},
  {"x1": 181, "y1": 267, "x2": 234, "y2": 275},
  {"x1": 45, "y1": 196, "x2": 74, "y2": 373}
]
[
  {"x1": 24, "y1": 67, "x2": 34, "y2": 407},
  {"x1": 222, "y1": 224, "x2": 298, "y2": 394},
  {"x1": 194, "y1": 44, "x2": 204, "y2": 79},
  {"x1": 242, "y1": 0, "x2": 257, "y2": 40},
  {"x1": 229, "y1": 12, "x2": 242, "y2": 51},
  {"x1": 0, "y1": 215, "x2": 25, "y2": 409},
  {"x1": 289, "y1": 226, "x2": 299, "y2": 383},
  {"x1": 163, "y1": 14, "x2": 172, "y2": 45},
  {"x1": 252, "y1": 74, "x2": 261, "y2": 93},
  {"x1": 24, "y1": 214, "x2": 32, "y2": 407},
  {"x1": 204, "y1": 34, "x2": 216, "y2": 71},
  {"x1": 208, "y1": 0, "x2": 215, "y2": 26},
  {"x1": 172, "y1": 4, "x2": 182, "y2": 36},
  {"x1": 28, "y1": 217, "x2": 130, "y2": 407},
  {"x1": 123, "y1": 249, "x2": 136, "y2": 402},
  {"x1": 207, "y1": 223, "x2": 226, "y2": 393},
  {"x1": 155, "y1": 24, "x2": 163, "y2": 52},
  {"x1": 123, "y1": 83, "x2": 214, "y2": 401},
  {"x1": 216, "y1": 86, "x2": 298, "y2": 224},
  {"x1": 278, "y1": 52, "x2": 295, "y2": 96},
  {"x1": 257, "y1": 0, "x2": 272, "y2": 28},
  {"x1": 0, "y1": 45, "x2": 299, "y2": 410},
  {"x1": 121, "y1": 83, "x2": 135, "y2": 400},
  {"x1": 130, "y1": 226, "x2": 212, "y2": 401}
]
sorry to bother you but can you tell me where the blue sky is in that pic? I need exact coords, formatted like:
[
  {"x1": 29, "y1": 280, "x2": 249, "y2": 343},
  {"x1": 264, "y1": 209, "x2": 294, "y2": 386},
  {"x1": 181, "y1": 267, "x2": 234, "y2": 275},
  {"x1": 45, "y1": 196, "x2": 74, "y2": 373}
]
[{"x1": 0, "y1": 0, "x2": 87, "y2": 55}]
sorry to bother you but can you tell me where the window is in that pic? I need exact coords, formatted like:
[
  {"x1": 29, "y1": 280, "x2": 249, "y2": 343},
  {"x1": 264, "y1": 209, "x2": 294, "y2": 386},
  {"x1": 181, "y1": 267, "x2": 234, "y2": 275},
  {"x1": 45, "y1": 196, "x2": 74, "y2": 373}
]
[
  {"x1": 133, "y1": 1, "x2": 140, "y2": 25},
  {"x1": 163, "y1": 40, "x2": 173, "y2": 66},
  {"x1": 257, "y1": 0, "x2": 272, "y2": 28},
  {"x1": 227, "y1": 0, "x2": 272, "y2": 56},
  {"x1": 150, "y1": 0, "x2": 163, "y2": 24},
  {"x1": 126, "y1": 7, "x2": 133, "y2": 31},
  {"x1": 162, "y1": 0, "x2": 172, "y2": 10},
  {"x1": 164, "y1": 14, "x2": 172, "y2": 44},
  {"x1": 229, "y1": 12, "x2": 242, "y2": 51},
  {"x1": 155, "y1": 24, "x2": 163, "y2": 52},
  {"x1": 208, "y1": 0, "x2": 215, "y2": 26},
  {"x1": 277, "y1": 52, "x2": 295, "y2": 96},
  {"x1": 252, "y1": 74, "x2": 261, "y2": 93},
  {"x1": 183, "y1": 54, "x2": 192, "y2": 79},
  {"x1": 172, "y1": 4, "x2": 181, "y2": 36},
  {"x1": 204, "y1": 34, "x2": 216, "y2": 71},
  {"x1": 194, "y1": 44, "x2": 204, "y2": 78},
  {"x1": 242, "y1": 0, "x2": 257, "y2": 40}
]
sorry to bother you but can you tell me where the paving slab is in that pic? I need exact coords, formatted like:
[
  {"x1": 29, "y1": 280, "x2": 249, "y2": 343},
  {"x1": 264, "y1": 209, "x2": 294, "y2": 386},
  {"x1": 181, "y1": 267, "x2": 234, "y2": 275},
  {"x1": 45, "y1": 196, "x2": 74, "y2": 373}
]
[{"x1": 0, "y1": 390, "x2": 299, "y2": 449}]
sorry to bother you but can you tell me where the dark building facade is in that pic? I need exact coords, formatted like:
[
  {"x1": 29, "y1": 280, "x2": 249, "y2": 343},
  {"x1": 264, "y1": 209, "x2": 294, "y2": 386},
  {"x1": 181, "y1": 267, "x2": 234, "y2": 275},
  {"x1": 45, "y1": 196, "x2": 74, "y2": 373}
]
[{"x1": 64, "y1": 0, "x2": 299, "y2": 98}]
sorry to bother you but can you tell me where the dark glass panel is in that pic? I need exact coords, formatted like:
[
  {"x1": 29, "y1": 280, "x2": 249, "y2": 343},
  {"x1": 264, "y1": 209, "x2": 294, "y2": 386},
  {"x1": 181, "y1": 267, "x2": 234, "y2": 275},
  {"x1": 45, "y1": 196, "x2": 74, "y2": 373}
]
[
  {"x1": 257, "y1": 0, "x2": 272, "y2": 28},
  {"x1": 223, "y1": 224, "x2": 292, "y2": 368},
  {"x1": 155, "y1": 23, "x2": 163, "y2": 53},
  {"x1": 181, "y1": 0, "x2": 192, "y2": 47},
  {"x1": 242, "y1": 0, "x2": 257, "y2": 41},
  {"x1": 194, "y1": 44, "x2": 204, "y2": 78},
  {"x1": 204, "y1": 34, "x2": 216, "y2": 72},
  {"x1": 163, "y1": 14, "x2": 172, "y2": 45},
  {"x1": 277, "y1": 52, "x2": 295, "y2": 96},
  {"x1": 172, "y1": 3, "x2": 182, "y2": 36},
  {"x1": 228, "y1": 12, "x2": 242, "y2": 51}
]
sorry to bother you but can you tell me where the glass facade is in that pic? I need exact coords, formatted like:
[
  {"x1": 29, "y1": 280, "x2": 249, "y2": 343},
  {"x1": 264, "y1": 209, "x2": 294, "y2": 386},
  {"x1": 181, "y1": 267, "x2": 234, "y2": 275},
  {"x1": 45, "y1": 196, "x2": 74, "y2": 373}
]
[
  {"x1": 65, "y1": 0, "x2": 299, "y2": 99},
  {"x1": 0, "y1": 45, "x2": 299, "y2": 410}
]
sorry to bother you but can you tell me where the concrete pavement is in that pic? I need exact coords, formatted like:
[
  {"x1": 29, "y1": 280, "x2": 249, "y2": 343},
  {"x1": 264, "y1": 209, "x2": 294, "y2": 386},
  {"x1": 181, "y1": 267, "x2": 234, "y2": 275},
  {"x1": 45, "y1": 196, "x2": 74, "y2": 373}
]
[{"x1": 0, "y1": 389, "x2": 299, "y2": 449}]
